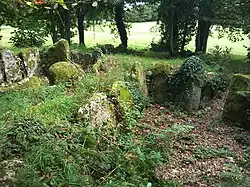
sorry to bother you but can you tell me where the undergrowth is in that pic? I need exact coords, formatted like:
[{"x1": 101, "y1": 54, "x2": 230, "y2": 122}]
[{"x1": 0, "y1": 60, "x2": 175, "y2": 186}]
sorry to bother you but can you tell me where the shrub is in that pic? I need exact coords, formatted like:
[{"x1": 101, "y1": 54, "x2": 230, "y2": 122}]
[
  {"x1": 208, "y1": 45, "x2": 232, "y2": 65},
  {"x1": 10, "y1": 28, "x2": 47, "y2": 48}
]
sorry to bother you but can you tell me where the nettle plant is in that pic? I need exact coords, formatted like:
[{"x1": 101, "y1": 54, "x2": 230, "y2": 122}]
[{"x1": 170, "y1": 56, "x2": 205, "y2": 96}]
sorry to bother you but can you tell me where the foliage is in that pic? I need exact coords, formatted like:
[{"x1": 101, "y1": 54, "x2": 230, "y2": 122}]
[
  {"x1": 10, "y1": 28, "x2": 47, "y2": 48},
  {"x1": 170, "y1": 56, "x2": 204, "y2": 96},
  {"x1": 8, "y1": 5, "x2": 49, "y2": 47},
  {"x1": 125, "y1": 4, "x2": 158, "y2": 22},
  {"x1": 193, "y1": 146, "x2": 234, "y2": 159},
  {"x1": 208, "y1": 45, "x2": 232, "y2": 66}
]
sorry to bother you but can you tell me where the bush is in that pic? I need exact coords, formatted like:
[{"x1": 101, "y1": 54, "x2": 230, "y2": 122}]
[
  {"x1": 10, "y1": 28, "x2": 47, "y2": 48},
  {"x1": 208, "y1": 45, "x2": 232, "y2": 65}
]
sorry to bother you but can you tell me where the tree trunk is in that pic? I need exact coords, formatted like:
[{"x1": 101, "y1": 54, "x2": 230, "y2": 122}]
[
  {"x1": 64, "y1": 8, "x2": 71, "y2": 44},
  {"x1": 195, "y1": 20, "x2": 211, "y2": 53},
  {"x1": 77, "y1": 7, "x2": 85, "y2": 46},
  {"x1": 169, "y1": 4, "x2": 174, "y2": 56},
  {"x1": 114, "y1": 2, "x2": 128, "y2": 49},
  {"x1": 49, "y1": 9, "x2": 58, "y2": 44},
  {"x1": 58, "y1": 6, "x2": 66, "y2": 39}
]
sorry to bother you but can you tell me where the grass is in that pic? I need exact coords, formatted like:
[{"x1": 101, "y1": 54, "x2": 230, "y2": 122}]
[
  {"x1": 1, "y1": 22, "x2": 250, "y2": 55},
  {"x1": 0, "y1": 57, "x2": 176, "y2": 186}
]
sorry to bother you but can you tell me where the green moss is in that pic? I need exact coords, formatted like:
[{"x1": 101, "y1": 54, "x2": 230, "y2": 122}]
[
  {"x1": 21, "y1": 76, "x2": 44, "y2": 88},
  {"x1": 223, "y1": 90, "x2": 250, "y2": 129},
  {"x1": 19, "y1": 48, "x2": 40, "y2": 77},
  {"x1": 45, "y1": 39, "x2": 70, "y2": 73},
  {"x1": 48, "y1": 61, "x2": 83, "y2": 84},
  {"x1": 229, "y1": 74, "x2": 250, "y2": 94},
  {"x1": 111, "y1": 81, "x2": 133, "y2": 108},
  {"x1": 133, "y1": 62, "x2": 148, "y2": 97},
  {"x1": 150, "y1": 62, "x2": 173, "y2": 76}
]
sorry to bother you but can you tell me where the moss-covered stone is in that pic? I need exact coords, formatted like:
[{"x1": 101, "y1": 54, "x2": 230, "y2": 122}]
[
  {"x1": 0, "y1": 49, "x2": 23, "y2": 83},
  {"x1": 78, "y1": 93, "x2": 116, "y2": 131},
  {"x1": 223, "y1": 91, "x2": 250, "y2": 129},
  {"x1": 92, "y1": 57, "x2": 108, "y2": 75},
  {"x1": 223, "y1": 74, "x2": 250, "y2": 129},
  {"x1": 111, "y1": 81, "x2": 134, "y2": 108},
  {"x1": 20, "y1": 76, "x2": 45, "y2": 88},
  {"x1": 150, "y1": 62, "x2": 173, "y2": 76},
  {"x1": 71, "y1": 51, "x2": 95, "y2": 70},
  {"x1": 132, "y1": 62, "x2": 148, "y2": 98},
  {"x1": 48, "y1": 61, "x2": 83, "y2": 84},
  {"x1": 19, "y1": 48, "x2": 40, "y2": 77},
  {"x1": 45, "y1": 39, "x2": 70, "y2": 73},
  {"x1": 147, "y1": 63, "x2": 173, "y2": 104},
  {"x1": 228, "y1": 74, "x2": 250, "y2": 94}
]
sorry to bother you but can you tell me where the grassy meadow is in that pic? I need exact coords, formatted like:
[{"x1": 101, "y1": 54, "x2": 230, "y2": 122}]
[{"x1": 1, "y1": 22, "x2": 249, "y2": 56}]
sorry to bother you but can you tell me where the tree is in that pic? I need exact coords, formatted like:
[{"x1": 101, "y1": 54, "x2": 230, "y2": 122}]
[
  {"x1": 155, "y1": 0, "x2": 197, "y2": 55},
  {"x1": 114, "y1": 1, "x2": 128, "y2": 49}
]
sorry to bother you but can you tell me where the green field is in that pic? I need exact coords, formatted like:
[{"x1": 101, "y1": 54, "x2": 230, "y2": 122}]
[{"x1": 1, "y1": 22, "x2": 249, "y2": 55}]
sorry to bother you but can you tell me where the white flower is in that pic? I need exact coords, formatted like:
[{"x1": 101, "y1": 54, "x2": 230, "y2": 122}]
[{"x1": 92, "y1": 1, "x2": 98, "y2": 7}]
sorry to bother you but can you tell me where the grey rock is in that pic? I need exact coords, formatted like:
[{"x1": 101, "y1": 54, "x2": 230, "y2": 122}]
[
  {"x1": 20, "y1": 48, "x2": 40, "y2": 77},
  {"x1": 71, "y1": 50, "x2": 95, "y2": 71},
  {"x1": 0, "y1": 49, "x2": 23, "y2": 83}
]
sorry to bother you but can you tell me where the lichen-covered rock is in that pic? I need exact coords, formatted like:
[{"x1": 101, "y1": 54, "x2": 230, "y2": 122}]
[
  {"x1": 223, "y1": 74, "x2": 250, "y2": 128},
  {"x1": 148, "y1": 63, "x2": 173, "y2": 104},
  {"x1": 45, "y1": 39, "x2": 70, "y2": 73},
  {"x1": 48, "y1": 61, "x2": 83, "y2": 84},
  {"x1": 223, "y1": 91, "x2": 250, "y2": 129},
  {"x1": 111, "y1": 81, "x2": 134, "y2": 108},
  {"x1": 175, "y1": 83, "x2": 202, "y2": 110},
  {"x1": 19, "y1": 48, "x2": 40, "y2": 77},
  {"x1": 228, "y1": 74, "x2": 250, "y2": 95},
  {"x1": 132, "y1": 62, "x2": 148, "y2": 98},
  {"x1": 92, "y1": 57, "x2": 108, "y2": 75},
  {"x1": 78, "y1": 93, "x2": 116, "y2": 130},
  {"x1": 71, "y1": 50, "x2": 95, "y2": 70},
  {"x1": 0, "y1": 49, "x2": 23, "y2": 83}
]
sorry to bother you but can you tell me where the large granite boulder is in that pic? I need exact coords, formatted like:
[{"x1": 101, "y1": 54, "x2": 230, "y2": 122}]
[
  {"x1": 48, "y1": 61, "x2": 83, "y2": 84},
  {"x1": 78, "y1": 93, "x2": 116, "y2": 131},
  {"x1": 19, "y1": 48, "x2": 40, "y2": 77},
  {"x1": 223, "y1": 74, "x2": 250, "y2": 128},
  {"x1": 148, "y1": 62, "x2": 173, "y2": 104},
  {"x1": 0, "y1": 49, "x2": 23, "y2": 83}
]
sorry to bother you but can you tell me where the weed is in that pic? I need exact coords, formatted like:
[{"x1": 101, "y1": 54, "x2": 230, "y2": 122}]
[
  {"x1": 219, "y1": 163, "x2": 250, "y2": 187},
  {"x1": 193, "y1": 146, "x2": 234, "y2": 159}
]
